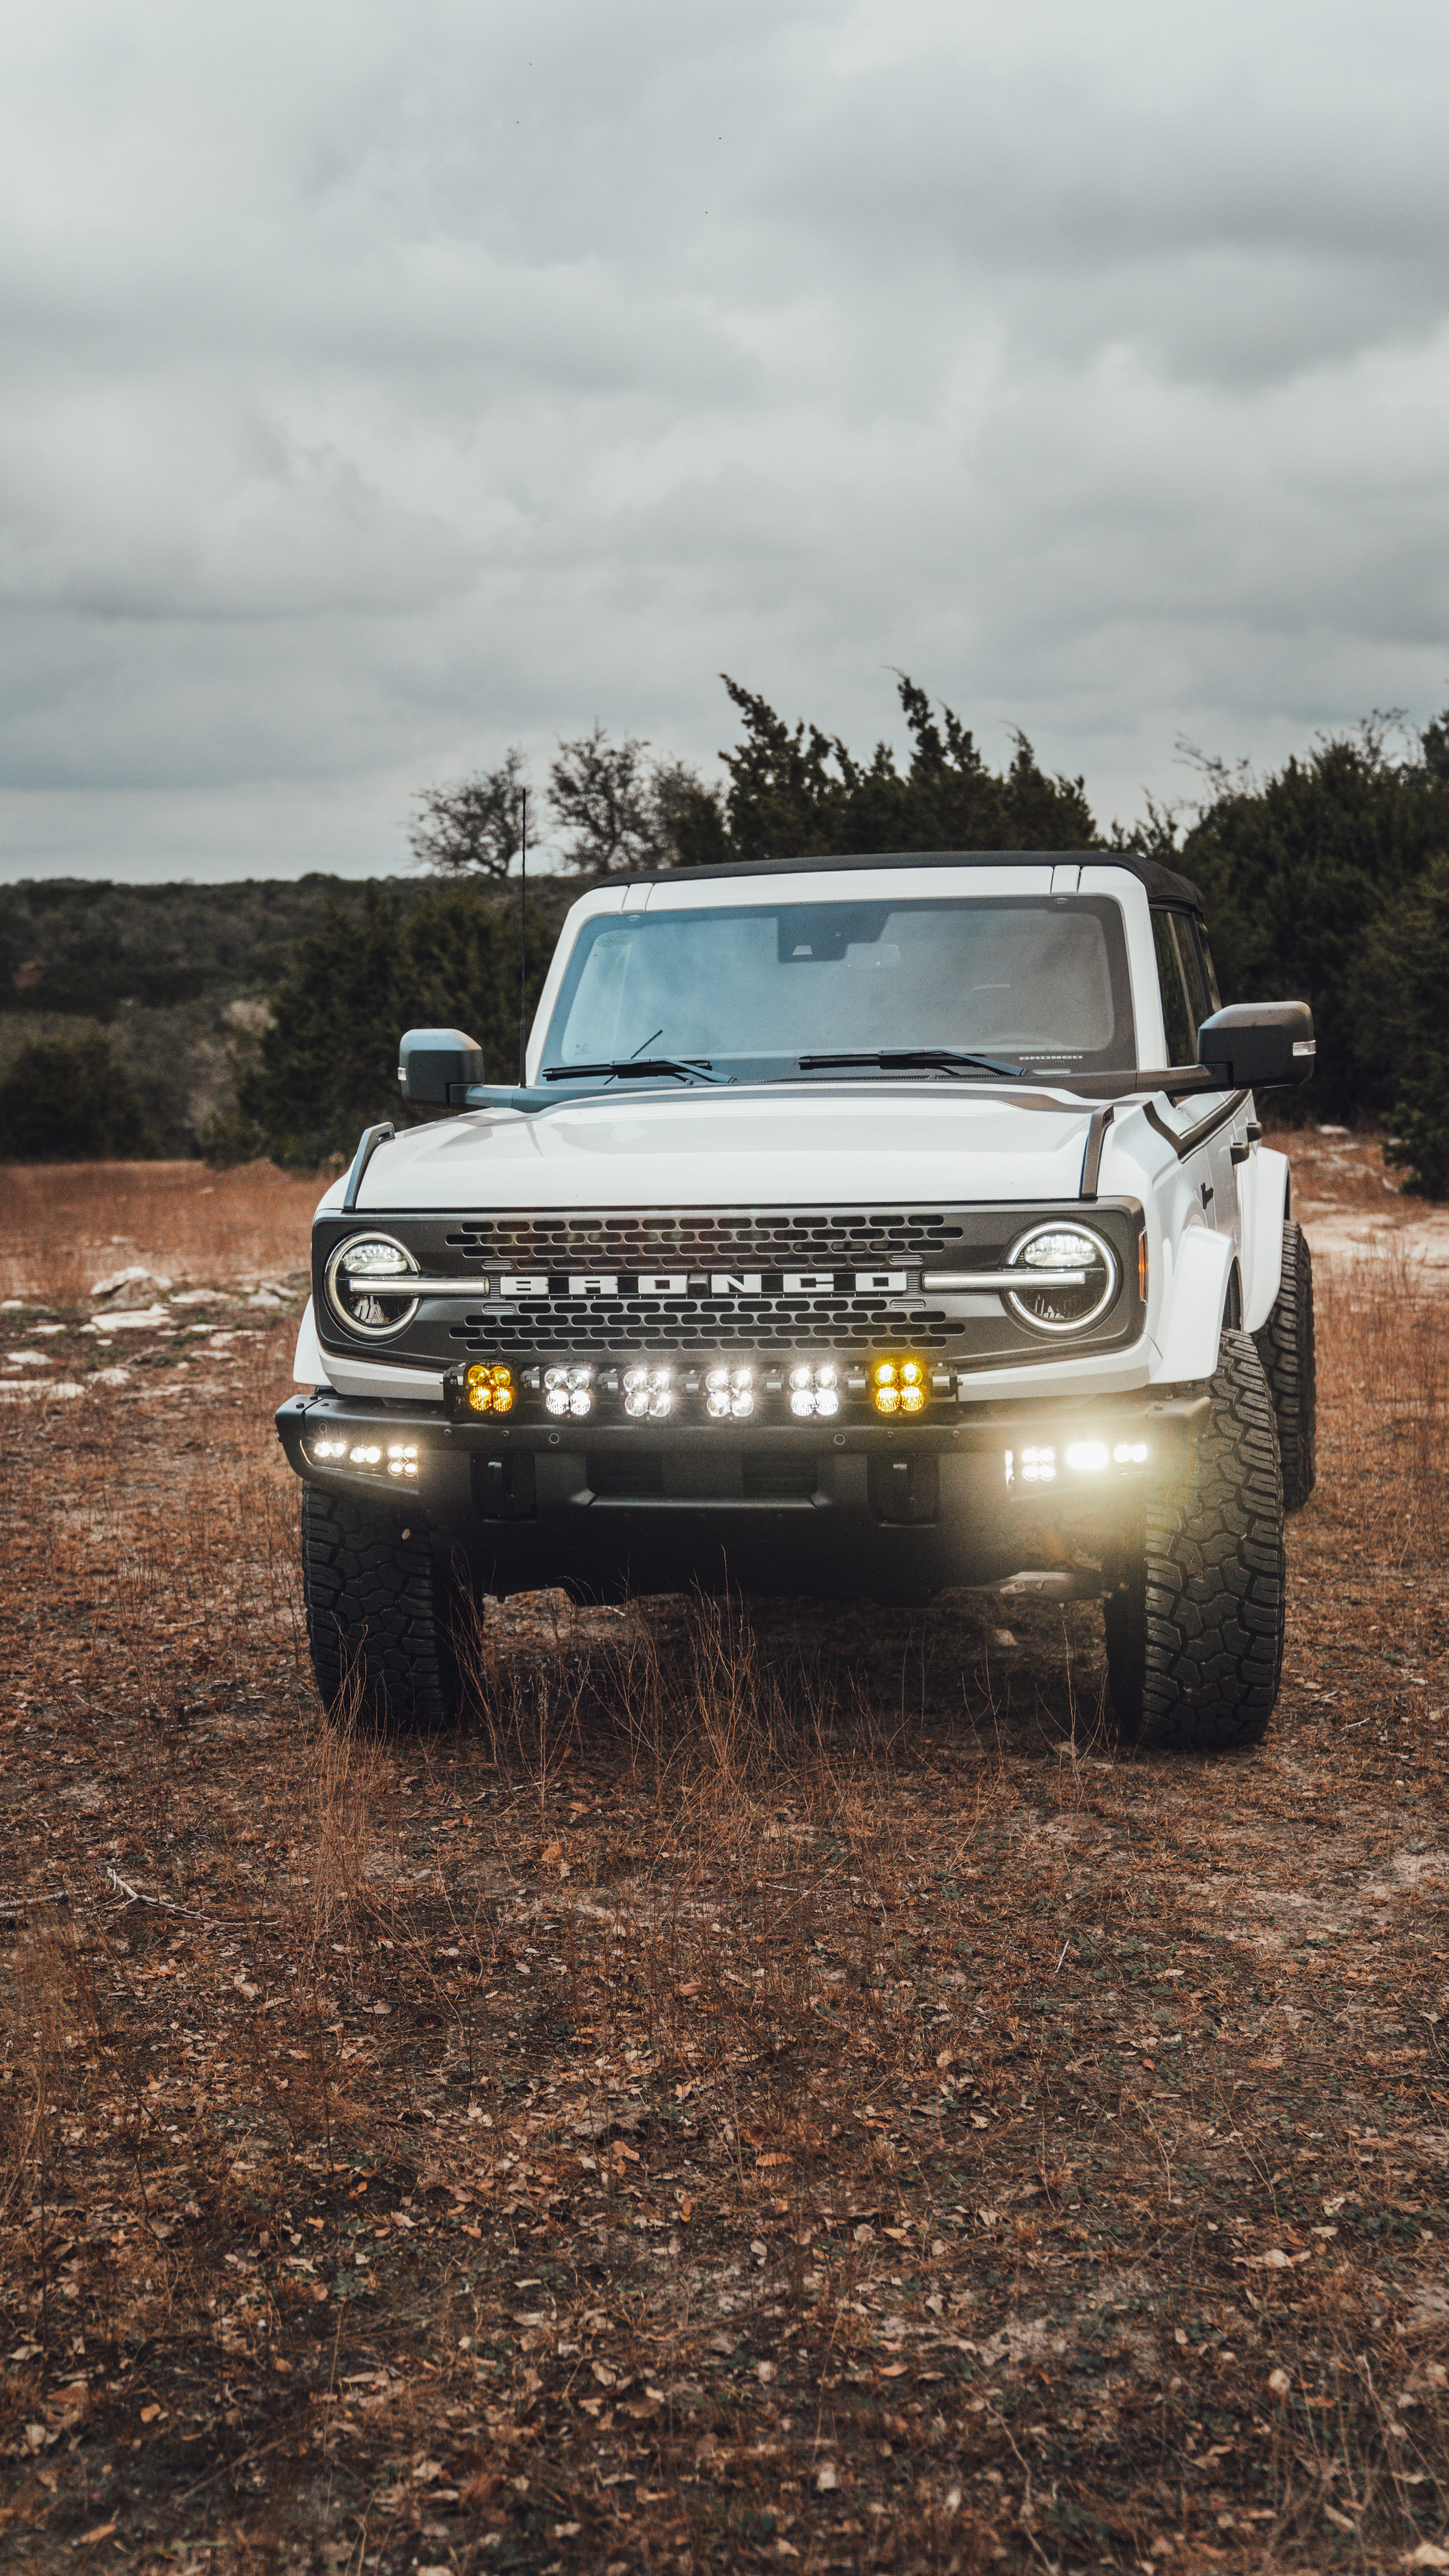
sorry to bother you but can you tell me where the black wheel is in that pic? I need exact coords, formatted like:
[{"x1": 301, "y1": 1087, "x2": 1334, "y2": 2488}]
[
  {"x1": 301, "y1": 1483, "x2": 461, "y2": 1729},
  {"x1": 1253, "y1": 1218, "x2": 1316, "y2": 1511},
  {"x1": 1104, "y1": 1328, "x2": 1285, "y2": 1754}
]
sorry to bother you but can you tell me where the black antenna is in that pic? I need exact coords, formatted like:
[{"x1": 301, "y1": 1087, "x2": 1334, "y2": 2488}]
[{"x1": 517, "y1": 784, "x2": 528, "y2": 1088}]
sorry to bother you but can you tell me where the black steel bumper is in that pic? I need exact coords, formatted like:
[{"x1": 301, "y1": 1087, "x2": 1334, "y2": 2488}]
[{"x1": 276, "y1": 1385, "x2": 1209, "y2": 1606}]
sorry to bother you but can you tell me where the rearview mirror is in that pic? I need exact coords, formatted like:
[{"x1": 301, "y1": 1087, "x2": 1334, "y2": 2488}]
[
  {"x1": 1196, "y1": 1002, "x2": 1315, "y2": 1090},
  {"x1": 398, "y1": 1027, "x2": 484, "y2": 1106}
]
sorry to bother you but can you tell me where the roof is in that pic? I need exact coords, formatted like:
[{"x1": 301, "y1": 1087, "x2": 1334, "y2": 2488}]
[{"x1": 616, "y1": 848, "x2": 1207, "y2": 912}]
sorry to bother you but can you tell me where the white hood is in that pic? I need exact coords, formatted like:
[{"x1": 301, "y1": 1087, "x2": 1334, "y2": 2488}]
[{"x1": 339, "y1": 1084, "x2": 1099, "y2": 1214}]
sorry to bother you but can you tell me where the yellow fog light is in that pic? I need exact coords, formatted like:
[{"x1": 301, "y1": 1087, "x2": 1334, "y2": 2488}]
[
  {"x1": 466, "y1": 1362, "x2": 514, "y2": 1415},
  {"x1": 871, "y1": 1356, "x2": 927, "y2": 1417}
]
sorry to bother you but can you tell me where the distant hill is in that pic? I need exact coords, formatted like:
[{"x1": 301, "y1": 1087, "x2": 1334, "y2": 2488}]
[
  {"x1": 0, "y1": 876, "x2": 428, "y2": 1022},
  {"x1": 0, "y1": 876, "x2": 435, "y2": 1158}
]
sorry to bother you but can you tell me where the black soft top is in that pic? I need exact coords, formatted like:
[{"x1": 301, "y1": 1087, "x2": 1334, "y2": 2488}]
[{"x1": 617, "y1": 848, "x2": 1206, "y2": 912}]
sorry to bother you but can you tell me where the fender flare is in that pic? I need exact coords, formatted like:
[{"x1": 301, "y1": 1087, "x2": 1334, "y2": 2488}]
[
  {"x1": 292, "y1": 1296, "x2": 333, "y2": 1390},
  {"x1": 1243, "y1": 1146, "x2": 1291, "y2": 1334},
  {"x1": 1151, "y1": 1226, "x2": 1240, "y2": 1384}
]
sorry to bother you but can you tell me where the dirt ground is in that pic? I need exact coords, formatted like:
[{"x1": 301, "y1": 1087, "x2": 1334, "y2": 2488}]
[{"x1": 1, "y1": 1136, "x2": 1446, "y2": 2574}]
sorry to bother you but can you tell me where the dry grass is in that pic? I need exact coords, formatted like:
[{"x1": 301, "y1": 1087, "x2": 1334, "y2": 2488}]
[
  {"x1": 1, "y1": 1144, "x2": 1446, "y2": 2573},
  {"x1": 0, "y1": 1160, "x2": 322, "y2": 1305}
]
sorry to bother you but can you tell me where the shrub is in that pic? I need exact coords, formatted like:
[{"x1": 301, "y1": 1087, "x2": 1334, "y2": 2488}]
[
  {"x1": 1373, "y1": 851, "x2": 1449, "y2": 1197},
  {"x1": 0, "y1": 1035, "x2": 158, "y2": 1161}
]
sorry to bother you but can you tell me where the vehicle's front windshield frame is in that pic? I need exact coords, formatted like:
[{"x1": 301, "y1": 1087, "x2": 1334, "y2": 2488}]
[{"x1": 538, "y1": 893, "x2": 1138, "y2": 1085}]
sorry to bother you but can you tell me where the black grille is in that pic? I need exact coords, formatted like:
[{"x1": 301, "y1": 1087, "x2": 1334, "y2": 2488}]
[
  {"x1": 440, "y1": 1205, "x2": 961, "y2": 1356},
  {"x1": 443, "y1": 1208, "x2": 966, "y2": 1268},
  {"x1": 448, "y1": 1294, "x2": 954, "y2": 1357}
]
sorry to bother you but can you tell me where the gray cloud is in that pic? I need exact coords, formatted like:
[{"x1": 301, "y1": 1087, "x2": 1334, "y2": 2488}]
[{"x1": 0, "y1": 0, "x2": 1446, "y2": 879}]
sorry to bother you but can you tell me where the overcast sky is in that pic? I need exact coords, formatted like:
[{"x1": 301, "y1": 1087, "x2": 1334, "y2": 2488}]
[{"x1": 2, "y1": 0, "x2": 1446, "y2": 882}]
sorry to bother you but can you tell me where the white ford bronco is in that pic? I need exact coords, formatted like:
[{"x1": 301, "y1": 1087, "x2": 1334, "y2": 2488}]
[{"x1": 276, "y1": 851, "x2": 1317, "y2": 1751}]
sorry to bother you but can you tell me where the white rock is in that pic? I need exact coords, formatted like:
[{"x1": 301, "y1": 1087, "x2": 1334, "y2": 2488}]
[
  {"x1": 89, "y1": 1264, "x2": 174, "y2": 1305},
  {"x1": 0, "y1": 1379, "x2": 84, "y2": 1403},
  {"x1": 88, "y1": 1306, "x2": 174, "y2": 1332}
]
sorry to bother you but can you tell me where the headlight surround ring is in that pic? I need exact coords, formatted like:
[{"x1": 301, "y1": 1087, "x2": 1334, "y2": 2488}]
[
  {"x1": 1003, "y1": 1222, "x2": 1118, "y2": 1336},
  {"x1": 323, "y1": 1232, "x2": 422, "y2": 1339}
]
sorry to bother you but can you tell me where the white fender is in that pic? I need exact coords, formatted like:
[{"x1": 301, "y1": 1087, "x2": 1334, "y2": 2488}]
[
  {"x1": 1243, "y1": 1147, "x2": 1290, "y2": 1333},
  {"x1": 1150, "y1": 1225, "x2": 1238, "y2": 1385},
  {"x1": 292, "y1": 1296, "x2": 333, "y2": 1389}
]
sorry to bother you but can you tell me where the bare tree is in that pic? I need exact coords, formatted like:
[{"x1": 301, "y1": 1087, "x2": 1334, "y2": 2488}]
[
  {"x1": 548, "y1": 726, "x2": 660, "y2": 873},
  {"x1": 409, "y1": 729, "x2": 722, "y2": 882},
  {"x1": 408, "y1": 748, "x2": 530, "y2": 881},
  {"x1": 549, "y1": 727, "x2": 721, "y2": 873}
]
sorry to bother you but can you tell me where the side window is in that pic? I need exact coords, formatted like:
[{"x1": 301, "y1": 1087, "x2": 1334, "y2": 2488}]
[
  {"x1": 1151, "y1": 911, "x2": 1196, "y2": 1063},
  {"x1": 1193, "y1": 922, "x2": 1223, "y2": 1011}
]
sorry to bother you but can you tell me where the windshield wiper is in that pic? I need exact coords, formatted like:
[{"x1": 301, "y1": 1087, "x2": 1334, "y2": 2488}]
[
  {"x1": 542, "y1": 1057, "x2": 727, "y2": 1087},
  {"x1": 797, "y1": 1047, "x2": 1025, "y2": 1080}
]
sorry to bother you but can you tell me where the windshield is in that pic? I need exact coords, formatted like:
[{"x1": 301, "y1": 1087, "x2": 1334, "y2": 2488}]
[{"x1": 542, "y1": 895, "x2": 1136, "y2": 1080}]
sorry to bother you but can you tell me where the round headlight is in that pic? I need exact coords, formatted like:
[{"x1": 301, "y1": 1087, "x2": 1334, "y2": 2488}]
[
  {"x1": 1004, "y1": 1224, "x2": 1117, "y2": 1334},
  {"x1": 324, "y1": 1233, "x2": 421, "y2": 1339}
]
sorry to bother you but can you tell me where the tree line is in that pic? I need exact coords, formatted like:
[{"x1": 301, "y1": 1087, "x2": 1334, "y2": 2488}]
[{"x1": 4, "y1": 681, "x2": 1446, "y2": 1190}]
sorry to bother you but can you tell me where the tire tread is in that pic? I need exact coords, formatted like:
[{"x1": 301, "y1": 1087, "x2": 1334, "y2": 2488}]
[
  {"x1": 1253, "y1": 1219, "x2": 1317, "y2": 1511},
  {"x1": 301, "y1": 1483, "x2": 456, "y2": 1729},
  {"x1": 1106, "y1": 1329, "x2": 1285, "y2": 1754}
]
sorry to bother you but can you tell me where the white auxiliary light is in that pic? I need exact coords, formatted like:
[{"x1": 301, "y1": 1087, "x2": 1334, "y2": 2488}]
[
  {"x1": 784, "y1": 1358, "x2": 841, "y2": 1419},
  {"x1": 1065, "y1": 1441, "x2": 1109, "y2": 1473},
  {"x1": 623, "y1": 1363, "x2": 672, "y2": 1421},
  {"x1": 706, "y1": 1363, "x2": 755, "y2": 1420},
  {"x1": 546, "y1": 1363, "x2": 595, "y2": 1419}
]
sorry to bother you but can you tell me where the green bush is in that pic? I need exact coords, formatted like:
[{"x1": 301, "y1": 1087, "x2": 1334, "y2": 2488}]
[
  {"x1": 1372, "y1": 851, "x2": 1449, "y2": 1196},
  {"x1": 1177, "y1": 718, "x2": 1449, "y2": 1128},
  {"x1": 0, "y1": 1035, "x2": 158, "y2": 1160},
  {"x1": 238, "y1": 881, "x2": 562, "y2": 1168}
]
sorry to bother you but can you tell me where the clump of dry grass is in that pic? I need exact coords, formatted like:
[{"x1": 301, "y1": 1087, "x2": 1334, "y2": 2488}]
[{"x1": 0, "y1": 1158, "x2": 322, "y2": 1303}]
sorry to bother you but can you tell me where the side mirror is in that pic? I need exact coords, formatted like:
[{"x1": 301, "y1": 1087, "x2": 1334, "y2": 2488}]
[
  {"x1": 1196, "y1": 1001, "x2": 1315, "y2": 1090},
  {"x1": 398, "y1": 1027, "x2": 484, "y2": 1106}
]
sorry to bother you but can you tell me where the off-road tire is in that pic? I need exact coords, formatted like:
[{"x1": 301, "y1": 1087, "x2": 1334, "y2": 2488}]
[
  {"x1": 1253, "y1": 1218, "x2": 1316, "y2": 1511},
  {"x1": 301, "y1": 1483, "x2": 460, "y2": 1729},
  {"x1": 1104, "y1": 1328, "x2": 1285, "y2": 1753}
]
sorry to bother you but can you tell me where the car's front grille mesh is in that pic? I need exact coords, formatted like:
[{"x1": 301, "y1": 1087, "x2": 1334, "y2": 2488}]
[
  {"x1": 442, "y1": 1209, "x2": 966, "y2": 1268},
  {"x1": 448, "y1": 1293, "x2": 955, "y2": 1357}
]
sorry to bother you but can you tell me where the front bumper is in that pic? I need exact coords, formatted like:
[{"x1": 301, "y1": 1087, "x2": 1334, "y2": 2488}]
[{"x1": 277, "y1": 1385, "x2": 1208, "y2": 1605}]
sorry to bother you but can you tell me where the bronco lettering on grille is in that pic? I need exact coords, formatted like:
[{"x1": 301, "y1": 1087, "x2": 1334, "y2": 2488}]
[{"x1": 497, "y1": 1269, "x2": 909, "y2": 1299}]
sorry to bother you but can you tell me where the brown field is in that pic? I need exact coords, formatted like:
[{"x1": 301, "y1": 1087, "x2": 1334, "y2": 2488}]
[
  {"x1": 1, "y1": 1134, "x2": 1446, "y2": 2574},
  {"x1": 0, "y1": 1162, "x2": 324, "y2": 1307}
]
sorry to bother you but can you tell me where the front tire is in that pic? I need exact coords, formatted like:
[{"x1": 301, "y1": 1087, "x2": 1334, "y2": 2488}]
[
  {"x1": 1104, "y1": 1329, "x2": 1285, "y2": 1753},
  {"x1": 1253, "y1": 1219, "x2": 1316, "y2": 1511},
  {"x1": 301, "y1": 1483, "x2": 460, "y2": 1729}
]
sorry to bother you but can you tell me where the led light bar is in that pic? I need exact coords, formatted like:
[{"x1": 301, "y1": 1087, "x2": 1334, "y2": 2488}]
[
  {"x1": 308, "y1": 1434, "x2": 419, "y2": 1476},
  {"x1": 1005, "y1": 1435, "x2": 1153, "y2": 1488}
]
